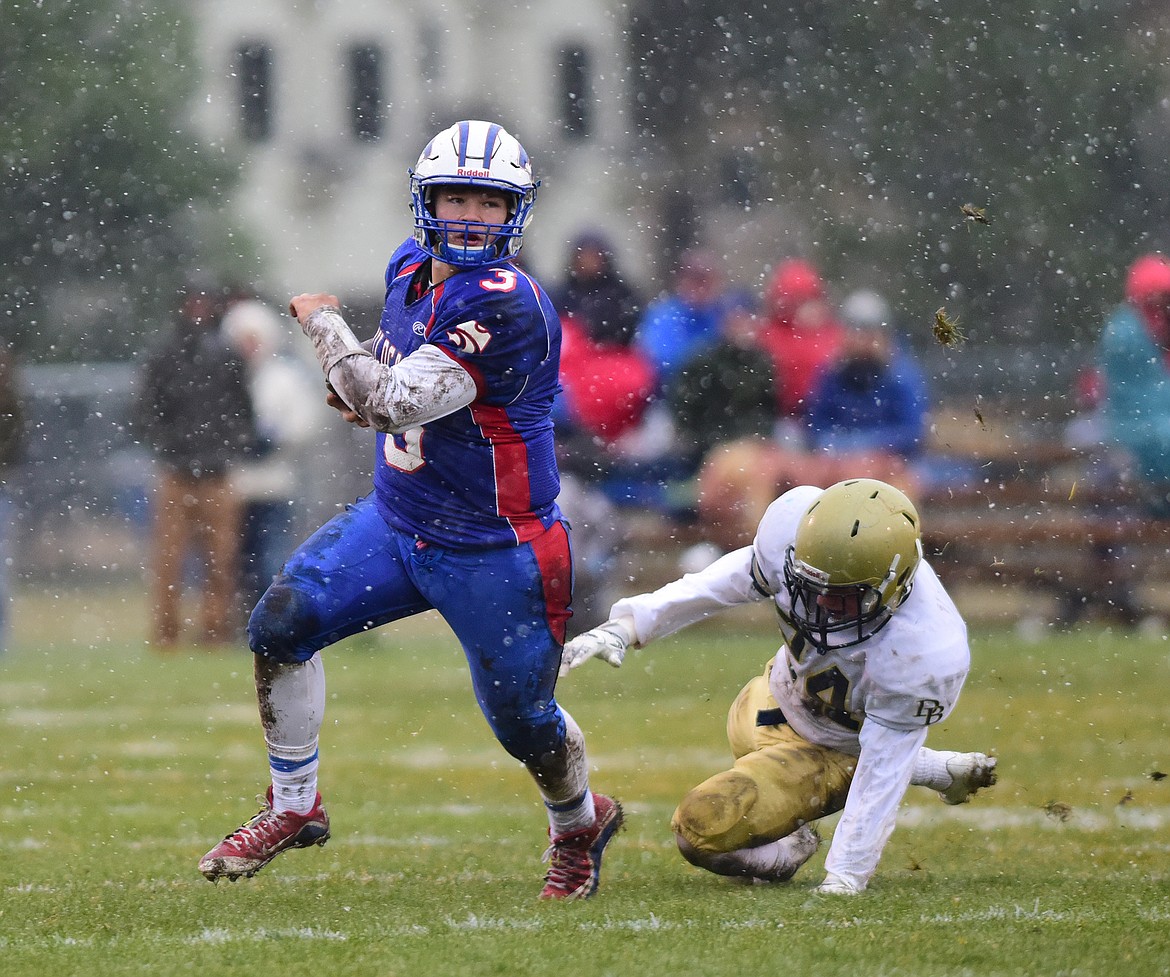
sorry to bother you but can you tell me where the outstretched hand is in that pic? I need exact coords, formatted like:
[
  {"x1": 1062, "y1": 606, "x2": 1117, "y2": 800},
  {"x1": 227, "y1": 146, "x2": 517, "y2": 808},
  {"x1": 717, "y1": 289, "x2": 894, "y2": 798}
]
[{"x1": 559, "y1": 618, "x2": 635, "y2": 678}]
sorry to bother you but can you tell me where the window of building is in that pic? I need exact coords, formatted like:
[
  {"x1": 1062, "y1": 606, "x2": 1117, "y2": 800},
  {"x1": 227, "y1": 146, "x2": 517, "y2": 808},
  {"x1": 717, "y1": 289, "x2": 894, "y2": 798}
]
[
  {"x1": 419, "y1": 24, "x2": 442, "y2": 87},
  {"x1": 348, "y1": 44, "x2": 385, "y2": 142},
  {"x1": 558, "y1": 44, "x2": 592, "y2": 139},
  {"x1": 236, "y1": 41, "x2": 273, "y2": 142}
]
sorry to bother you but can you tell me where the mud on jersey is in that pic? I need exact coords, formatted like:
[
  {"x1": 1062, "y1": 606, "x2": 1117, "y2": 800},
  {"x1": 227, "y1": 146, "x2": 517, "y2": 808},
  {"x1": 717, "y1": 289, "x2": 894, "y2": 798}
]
[{"x1": 370, "y1": 240, "x2": 563, "y2": 548}]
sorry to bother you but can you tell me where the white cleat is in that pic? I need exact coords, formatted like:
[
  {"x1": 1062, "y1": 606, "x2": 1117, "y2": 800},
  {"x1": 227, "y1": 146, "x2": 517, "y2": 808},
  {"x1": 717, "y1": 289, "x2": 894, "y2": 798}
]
[{"x1": 939, "y1": 752, "x2": 998, "y2": 805}]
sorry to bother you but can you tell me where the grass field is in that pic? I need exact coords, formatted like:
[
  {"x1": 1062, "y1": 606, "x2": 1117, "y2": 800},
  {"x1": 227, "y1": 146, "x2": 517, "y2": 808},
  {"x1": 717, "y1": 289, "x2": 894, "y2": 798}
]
[{"x1": 2, "y1": 585, "x2": 1170, "y2": 976}]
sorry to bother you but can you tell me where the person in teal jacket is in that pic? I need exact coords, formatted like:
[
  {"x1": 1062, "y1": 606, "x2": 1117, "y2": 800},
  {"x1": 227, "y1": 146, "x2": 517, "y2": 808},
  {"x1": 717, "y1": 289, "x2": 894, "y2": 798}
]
[{"x1": 1099, "y1": 253, "x2": 1170, "y2": 516}]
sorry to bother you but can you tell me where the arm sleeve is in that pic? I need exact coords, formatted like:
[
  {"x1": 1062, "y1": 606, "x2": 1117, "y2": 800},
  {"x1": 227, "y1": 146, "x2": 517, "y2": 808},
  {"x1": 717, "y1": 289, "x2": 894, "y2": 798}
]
[
  {"x1": 609, "y1": 546, "x2": 764, "y2": 646},
  {"x1": 821, "y1": 718, "x2": 928, "y2": 892},
  {"x1": 301, "y1": 307, "x2": 477, "y2": 433}
]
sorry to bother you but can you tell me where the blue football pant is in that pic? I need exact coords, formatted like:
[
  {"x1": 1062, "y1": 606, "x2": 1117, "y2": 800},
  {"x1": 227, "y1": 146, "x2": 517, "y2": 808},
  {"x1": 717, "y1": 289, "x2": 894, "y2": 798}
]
[{"x1": 248, "y1": 493, "x2": 574, "y2": 767}]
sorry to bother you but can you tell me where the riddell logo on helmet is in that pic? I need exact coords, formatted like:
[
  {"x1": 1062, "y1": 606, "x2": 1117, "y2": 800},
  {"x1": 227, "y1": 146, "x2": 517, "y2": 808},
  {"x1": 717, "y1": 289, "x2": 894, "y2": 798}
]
[
  {"x1": 457, "y1": 168, "x2": 490, "y2": 177},
  {"x1": 794, "y1": 558, "x2": 830, "y2": 583}
]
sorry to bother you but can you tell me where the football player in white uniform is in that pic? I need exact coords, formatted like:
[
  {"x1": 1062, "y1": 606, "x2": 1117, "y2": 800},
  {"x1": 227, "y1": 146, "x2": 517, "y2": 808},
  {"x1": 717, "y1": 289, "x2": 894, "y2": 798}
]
[{"x1": 560, "y1": 478, "x2": 996, "y2": 894}]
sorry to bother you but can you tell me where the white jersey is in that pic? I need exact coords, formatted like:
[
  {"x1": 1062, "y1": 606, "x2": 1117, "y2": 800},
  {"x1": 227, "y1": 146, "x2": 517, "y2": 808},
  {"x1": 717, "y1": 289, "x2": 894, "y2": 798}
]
[
  {"x1": 610, "y1": 484, "x2": 971, "y2": 891},
  {"x1": 751, "y1": 486, "x2": 969, "y2": 754}
]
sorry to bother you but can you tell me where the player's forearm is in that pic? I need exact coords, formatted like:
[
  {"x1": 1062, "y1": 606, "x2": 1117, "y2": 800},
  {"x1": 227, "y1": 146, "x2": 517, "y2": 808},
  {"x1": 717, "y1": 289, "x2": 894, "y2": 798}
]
[
  {"x1": 610, "y1": 546, "x2": 759, "y2": 646},
  {"x1": 301, "y1": 307, "x2": 475, "y2": 432},
  {"x1": 300, "y1": 305, "x2": 367, "y2": 382},
  {"x1": 822, "y1": 721, "x2": 926, "y2": 891}
]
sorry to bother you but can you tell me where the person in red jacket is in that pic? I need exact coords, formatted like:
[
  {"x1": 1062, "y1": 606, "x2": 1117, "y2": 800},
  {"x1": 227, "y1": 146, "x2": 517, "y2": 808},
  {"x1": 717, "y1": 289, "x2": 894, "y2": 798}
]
[{"x1": 758, "y1": 259, "x2": 845, "y2": 428}]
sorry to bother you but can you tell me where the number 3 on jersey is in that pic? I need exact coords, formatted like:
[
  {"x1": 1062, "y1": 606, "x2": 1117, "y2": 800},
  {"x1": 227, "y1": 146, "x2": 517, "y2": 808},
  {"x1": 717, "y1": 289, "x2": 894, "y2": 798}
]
[
  {"x1": 479, "y1": 268, "x2": 517, "y2": 292},
  {"x1": 384, "y1": 427, "x2": 424, "y2": 472}
]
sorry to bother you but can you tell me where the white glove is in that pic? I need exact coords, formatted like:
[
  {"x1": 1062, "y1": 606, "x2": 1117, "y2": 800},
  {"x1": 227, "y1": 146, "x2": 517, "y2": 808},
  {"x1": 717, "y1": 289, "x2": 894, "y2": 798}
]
[
  {"x1": 559, "y1": 617, "x2": 635, "y2": 677},
  {"x1": 815, "y1": 874, "x2": 862, "y2": 896}
]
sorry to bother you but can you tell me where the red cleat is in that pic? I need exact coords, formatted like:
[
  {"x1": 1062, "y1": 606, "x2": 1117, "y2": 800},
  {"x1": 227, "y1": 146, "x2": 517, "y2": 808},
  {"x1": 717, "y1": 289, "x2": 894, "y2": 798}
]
[
  {"x1": 199, "y1": 787, "x2": 330, "y2": 881},
  {"x1": 539, "y1": 792, "x2": 624, "y2": 900}
]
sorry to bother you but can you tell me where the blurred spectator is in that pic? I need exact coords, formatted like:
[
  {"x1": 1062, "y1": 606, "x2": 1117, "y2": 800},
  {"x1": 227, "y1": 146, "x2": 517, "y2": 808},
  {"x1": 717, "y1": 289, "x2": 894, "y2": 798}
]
[
  {"x1": 666, "y1": 289, "x2": 778, "y2": 473},
  {"x1": 581, "y1": 246, "x2": 732, "y2": 518},
  {"x1": 222, "y1": 299, "x2": 326, "y2": 610},
  {"x1": 556, "y1": 315, "x2": 655, "y2": 459},
  {"x1": 553, "y1": 231, "x2": 643, "y2": 348},
  {"x1": 1058, "y1": 362, "x2": 1133, "y2": 492},
  {"x1": 696, "y1": 289, "x2": 927, "y2": 551},
  {"x1": 558, "y1": 290, "x2": 780, "y2": 620},
  {"x1": 134, "y1": 281, "x2": 258, "y2": 648},
  {"x1": 758, "y1": 258, "x2": 846, "y2": 433},
  {"x1": 1063, "y1": 365, "x2": 1109, "y2": 455},
  {"x1": 635, "y1": 247, "x2": 730, "y2": 392},
  {"x1": 0, "y1": 345, "x2": 25, "y2": 652},
  {"x1": 806, "y1": 289, "x2": 929, "y2": 458},
  {"x1": 1099, "y1": 253, "x2": 1170, "y2": 515},
  {"x1": 1072, "y1": 252, "x2": 1170, "y2": 628},
  {"x1": 1046, "y1": 360, "x2": 1143, "y2": 627}
]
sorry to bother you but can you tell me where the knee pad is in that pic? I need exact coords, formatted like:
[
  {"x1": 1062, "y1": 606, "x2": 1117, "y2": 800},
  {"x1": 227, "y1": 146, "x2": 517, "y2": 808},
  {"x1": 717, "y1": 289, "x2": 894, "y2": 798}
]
[
  {"x1": 248, "y1": 577, "x2": 320, "y2": 664},
  {"x1": 671, "y1": 770, "x2": 760, "y2": 854}
]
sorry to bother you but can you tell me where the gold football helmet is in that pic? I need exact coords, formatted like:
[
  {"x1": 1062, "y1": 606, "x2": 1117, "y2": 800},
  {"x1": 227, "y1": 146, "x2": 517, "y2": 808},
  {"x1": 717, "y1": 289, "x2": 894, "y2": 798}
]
[{"x1": 782, "y1": 478, "x2": 922, "y2": 650}]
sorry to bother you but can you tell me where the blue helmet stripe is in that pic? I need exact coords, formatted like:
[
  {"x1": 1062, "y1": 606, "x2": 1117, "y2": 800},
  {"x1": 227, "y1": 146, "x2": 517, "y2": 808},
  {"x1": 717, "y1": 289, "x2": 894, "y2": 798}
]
[
  {"x1": 483, "y1": 123, "x2": 501, "y2": 164},
  {"x1": 456, "y1": 120, "x2": 471, "y2": 167},
  {"x1": 410, "y1": 120, "x2": 536, "y2": 268}
]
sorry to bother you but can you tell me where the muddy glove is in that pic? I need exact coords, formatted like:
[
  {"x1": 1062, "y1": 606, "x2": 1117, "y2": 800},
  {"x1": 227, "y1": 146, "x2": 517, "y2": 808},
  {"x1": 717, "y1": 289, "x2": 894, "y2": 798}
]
[{"x1": 558, "y1": 617, "x2": 636, "y2": 677}]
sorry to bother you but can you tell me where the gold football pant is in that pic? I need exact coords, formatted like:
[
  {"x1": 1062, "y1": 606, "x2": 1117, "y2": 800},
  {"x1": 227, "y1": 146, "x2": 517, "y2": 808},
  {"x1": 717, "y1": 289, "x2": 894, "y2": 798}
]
[{"x1": 671, "y1": 661, "x2": 857, "y2": 853}]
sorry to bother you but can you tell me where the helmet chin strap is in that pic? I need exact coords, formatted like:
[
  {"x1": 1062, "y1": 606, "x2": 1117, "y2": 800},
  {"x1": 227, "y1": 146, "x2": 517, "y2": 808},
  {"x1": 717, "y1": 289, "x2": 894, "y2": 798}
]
[{"x1": 434, "y1": 233, "x2": 503, "y2": 267}]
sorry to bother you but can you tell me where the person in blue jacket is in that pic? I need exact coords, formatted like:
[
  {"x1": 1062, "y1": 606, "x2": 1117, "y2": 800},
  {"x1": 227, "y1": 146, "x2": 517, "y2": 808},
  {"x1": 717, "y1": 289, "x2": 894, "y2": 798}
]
[
  {"x1": 695, "y1": 290, "x2": 927, "y2": 551},
  {"x1": 806, "y1": 289, "x2": 929, "y2": 459},
  {"x1": 1099, "y1": 253, "x2": 1170, "y2": 516},
  {"x1": 635, "y1": 247, "x2": 730, "y2": 392}
]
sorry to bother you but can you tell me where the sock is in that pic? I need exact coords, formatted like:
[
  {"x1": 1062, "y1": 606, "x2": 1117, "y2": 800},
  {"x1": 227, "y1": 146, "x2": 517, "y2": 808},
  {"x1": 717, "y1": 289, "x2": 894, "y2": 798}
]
[
  {"x1": 683, "y1": 825, "x2": 819, "y2": 882},
  {"x1": 269, "y1": 741, "x2": 320, "y2": 814},
  {"x1": 546, "y1": 790, "x2": 596, "y2": 837},
  {"x1": 912, "y1": 748, "x2": 959, "y2": 790},
  {"x1": 258, "y1": 654, "x2": 325, "y2": 815},
  {"x1": 731, "y1": 830, "x2": 814, "y2": 879},
  {"x1": 531, "y1": 708, "x2": 594, "y2": 836}
]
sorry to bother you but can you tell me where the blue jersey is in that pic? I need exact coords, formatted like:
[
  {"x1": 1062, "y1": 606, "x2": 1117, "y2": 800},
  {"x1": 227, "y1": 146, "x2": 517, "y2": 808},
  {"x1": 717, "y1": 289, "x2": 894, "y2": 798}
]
[{"x1": 370, "y1": 240, "x2": 563, "y2": 548}]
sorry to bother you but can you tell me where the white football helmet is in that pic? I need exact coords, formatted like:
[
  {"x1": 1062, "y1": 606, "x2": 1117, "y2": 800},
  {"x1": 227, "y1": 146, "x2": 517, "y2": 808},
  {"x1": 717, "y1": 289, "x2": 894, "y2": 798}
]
[{"x1": 410, "y1": 120, "x2": 538, "y2": 268}]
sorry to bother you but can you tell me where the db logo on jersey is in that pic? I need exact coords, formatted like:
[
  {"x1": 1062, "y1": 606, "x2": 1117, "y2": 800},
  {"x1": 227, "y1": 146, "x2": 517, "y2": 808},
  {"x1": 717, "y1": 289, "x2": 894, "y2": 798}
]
[
  {"x1": 915, "y1": 699, "x2": 945, "y2": 725},
  {"x1": 447, "y1": 320, "x2": 492, "y2": 353}
]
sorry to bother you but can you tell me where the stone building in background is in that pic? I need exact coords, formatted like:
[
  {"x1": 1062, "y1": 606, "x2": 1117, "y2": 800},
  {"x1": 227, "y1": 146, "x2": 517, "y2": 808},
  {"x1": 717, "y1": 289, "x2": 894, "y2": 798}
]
[{"x1": 187, "y1": 0, "x2": 650, "y2": 306}]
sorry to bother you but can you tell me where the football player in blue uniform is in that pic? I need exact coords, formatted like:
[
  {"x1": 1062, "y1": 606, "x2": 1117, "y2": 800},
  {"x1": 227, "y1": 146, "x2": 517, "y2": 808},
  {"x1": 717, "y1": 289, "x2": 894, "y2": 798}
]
[{"x1": 199, "y1": 120, "x2": 622, "y2": 900}]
